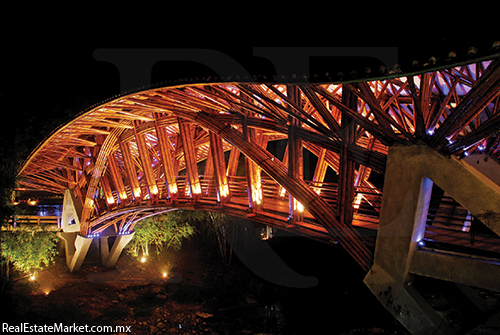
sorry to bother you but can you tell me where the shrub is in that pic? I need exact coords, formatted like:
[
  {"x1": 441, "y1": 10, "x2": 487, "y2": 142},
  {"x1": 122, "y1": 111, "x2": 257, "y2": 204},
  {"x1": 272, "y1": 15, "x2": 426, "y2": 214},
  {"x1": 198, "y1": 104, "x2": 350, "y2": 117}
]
[
  {"x1": 125, "y1": 212, "x2": 196, "y2": 258},
  {"x1": 0, "y1": 226, "x2": 59, "y2": 279}
]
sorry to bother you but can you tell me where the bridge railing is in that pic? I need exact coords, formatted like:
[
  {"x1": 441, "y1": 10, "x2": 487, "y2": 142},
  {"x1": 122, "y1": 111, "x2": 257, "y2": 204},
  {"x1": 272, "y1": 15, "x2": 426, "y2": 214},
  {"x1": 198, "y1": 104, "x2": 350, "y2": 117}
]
[
  {"x1": 103, "y1": 174, "x2": 384, "y2": 234},
  {"x1": 424, "y1": 194, "x2": 500, "y2": 259},
  {"x1": 4, "y1": 215, "x2": 61, "y2": 230}
]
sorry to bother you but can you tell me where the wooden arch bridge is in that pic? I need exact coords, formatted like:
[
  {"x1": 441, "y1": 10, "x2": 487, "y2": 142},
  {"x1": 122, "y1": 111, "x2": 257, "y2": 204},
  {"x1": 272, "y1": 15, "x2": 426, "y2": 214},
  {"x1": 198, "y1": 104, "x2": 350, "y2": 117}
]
[{"x1": 17, "y1": 48, "x2": 500, "y2": 334}]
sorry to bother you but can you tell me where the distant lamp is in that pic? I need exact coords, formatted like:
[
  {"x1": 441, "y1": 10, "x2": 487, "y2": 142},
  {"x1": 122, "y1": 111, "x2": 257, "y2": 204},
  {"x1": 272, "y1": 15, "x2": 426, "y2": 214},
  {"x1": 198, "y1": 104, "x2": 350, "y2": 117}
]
[
  {"x1": 29, "y1": 274, "x2": 36, "y2": 281},
  {"x1": 140, "y1": 257, "x2": 146, "y2": 263}
]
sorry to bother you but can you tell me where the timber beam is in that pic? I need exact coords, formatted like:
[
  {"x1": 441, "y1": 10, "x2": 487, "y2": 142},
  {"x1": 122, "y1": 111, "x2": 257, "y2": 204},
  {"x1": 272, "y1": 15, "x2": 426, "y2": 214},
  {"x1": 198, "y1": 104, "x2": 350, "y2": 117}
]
[
  {"x1": 155, "y1": 113, "x2": 179, "y2": 200},
  {"x1": 431, "y1": 59, "x2": 500, "y2": 147},
  {"x1": 337, "y1": 88, "x2": 357, "y2": 225},
  {"x1": 243, "y1": 116, "x2": 263, "y2": 214},
  {"x1": 177, "y1": 109, "x2": 373, "y2": 271},
  {"x1": 287, "y1": 85, "x2": 304, "y2": 224},
  {"x1": 107, "y1": 152, "x2": 128, "y2": 204},
  {"x1": 134, "y1": 120, "x2": 159, "y2": 200},
  {"x1": 178, "y1": 117, "x2": 202, "y2": 200},
  {"x1": 119, "y1": 139, "x2": 142, "y2": 202},
  {"x1": 209, "y1": 131, "x2": 230, "y2": 204}
]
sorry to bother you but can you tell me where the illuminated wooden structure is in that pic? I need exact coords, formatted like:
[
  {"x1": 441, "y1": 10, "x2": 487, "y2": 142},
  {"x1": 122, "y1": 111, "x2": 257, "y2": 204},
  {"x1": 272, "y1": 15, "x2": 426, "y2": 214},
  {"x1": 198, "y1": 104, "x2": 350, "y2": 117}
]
[{"x1": 17, "y1": 47, "x2": 500, "y2": 334}]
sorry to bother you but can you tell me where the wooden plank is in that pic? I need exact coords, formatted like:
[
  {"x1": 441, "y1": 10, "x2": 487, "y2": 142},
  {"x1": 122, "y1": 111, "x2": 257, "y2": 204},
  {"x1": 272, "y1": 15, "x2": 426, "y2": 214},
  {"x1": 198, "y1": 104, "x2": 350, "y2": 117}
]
[
  {"x1": 445, "y1": 112, "x2": 500, "y2": 154},
  {"x1": 119, "y1": 140, "x2": 141, "y2": 201},
  {"x1": 100, "y1": 172, "x2": 115, "y2": 206},
  {"x1": 209, "y1": 131, "x2": 230, "y2": 203},
  {"x1": 346, "y1": 83, "x2": 413, "y2": 140},
  {"x1": 244, "y1": 117, "x2": 262, "y2": 212},
  {"x1": 278, "y1": 145, "x2": 289, "y2": 197},
  {"x1": 312, "y1": 147, "x2": 328, "y2": 194},
  {"x1": 211, "y1": 85, "x2": 286, "y2": 121},
  {"x1": 133, "y1": 121, "x2": 159, "y2": 199},
  {"x1": 427, "y1": 77, "x2": 459, "y2": 131},
  {"x1": 226, "y1": 147, "x2": 241, "y2": 178},
  {"x1": 311, "y1": 85, "x2": 401, "y2": 146},
  {"x1": 107, "y1": 152, "x2": 128, "y2": 204},
  {"x1": 178, "y1": 117, "x2": 202, "y2": 199},
  {"x1": 154, "y1": 114, "x2": 178, "y2": 199},
  {"x1": 242, "y1": 84, "x2": 332, "y2": 136},
  {"x1": 407, "y1": 74, "x2": 431, "y2": 138},
  {"x1": 79, "y1": 126, "x2": 127, "y2": 236},
  {"x1": 178, "y1": 110, "x2": 373, "y2": 270},
  {"x1": 298, "y1": 85, "x2": 341, "y2": 133},
  {"x1": 381, "y1": 81, "x2": 409, "y2": 111},
  {"x1": 353, "y1": 82, "x2": 394, "y2": 134},
  {"x1": 431, "y1": 60, "x2": 500, "y2": 147},
  {"x1": 337, "y1": 88, "x2": 357, "y2": 225},
  {"x1": 287, "y1": 85, "x2": 304, "y2": 224},
  {"x1": 265, "y1": 84, "x2": 333, "y2": 136}
]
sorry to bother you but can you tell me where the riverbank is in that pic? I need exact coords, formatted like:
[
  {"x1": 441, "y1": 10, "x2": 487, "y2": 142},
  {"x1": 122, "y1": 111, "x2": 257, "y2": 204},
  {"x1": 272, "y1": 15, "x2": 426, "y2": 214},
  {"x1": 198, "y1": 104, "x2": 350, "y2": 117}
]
[{"x1": 3, "y1": 231, "x2": 498, "y2": 334}]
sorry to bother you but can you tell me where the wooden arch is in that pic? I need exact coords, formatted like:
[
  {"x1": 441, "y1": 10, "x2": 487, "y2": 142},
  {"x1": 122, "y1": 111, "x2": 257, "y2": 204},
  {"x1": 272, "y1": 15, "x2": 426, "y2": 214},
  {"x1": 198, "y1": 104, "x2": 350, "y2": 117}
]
[{"x1": 18, "y1": 57, "x2": 500, "y2": 271}]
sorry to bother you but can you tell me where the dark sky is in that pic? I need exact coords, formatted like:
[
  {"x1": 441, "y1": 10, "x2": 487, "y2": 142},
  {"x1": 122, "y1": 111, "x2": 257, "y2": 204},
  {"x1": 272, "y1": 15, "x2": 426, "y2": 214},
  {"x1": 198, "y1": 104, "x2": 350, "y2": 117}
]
[{"x1": 1, "y1": 38, "x2": 497, "y2": 161}]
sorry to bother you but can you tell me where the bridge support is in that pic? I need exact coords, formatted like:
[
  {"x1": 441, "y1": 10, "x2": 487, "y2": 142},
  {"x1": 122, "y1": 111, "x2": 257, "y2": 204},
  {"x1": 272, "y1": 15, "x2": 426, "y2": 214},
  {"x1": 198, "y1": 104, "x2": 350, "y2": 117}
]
[
  {"x1": 365, "y1": 144, "x2": 500, "y2": 335},
  {"x1": 57, "y1": 232, "x2": 92, "y2": 273},
  {"x1": 100, "y1": 233, "x2": 135, "y2": 268}
]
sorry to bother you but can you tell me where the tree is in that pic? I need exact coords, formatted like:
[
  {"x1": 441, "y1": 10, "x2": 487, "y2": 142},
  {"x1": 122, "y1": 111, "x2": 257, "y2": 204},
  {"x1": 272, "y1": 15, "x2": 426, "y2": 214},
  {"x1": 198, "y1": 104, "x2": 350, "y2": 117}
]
[
  {"x1": 125, "y1": 212, "x2": 196, "y2": 258},
  {"x1": 0, "y1": 226, "x2": 59, "y2": 280},
  {"x1": 207, "y1": 212, "x2": 237, "y2": 265}
]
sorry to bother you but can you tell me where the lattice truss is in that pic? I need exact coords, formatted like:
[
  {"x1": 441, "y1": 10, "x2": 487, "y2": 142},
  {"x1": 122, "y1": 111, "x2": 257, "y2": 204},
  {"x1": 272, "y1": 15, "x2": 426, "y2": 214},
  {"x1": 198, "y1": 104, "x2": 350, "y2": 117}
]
[{"x1": 18, "y1": 59, "x2": 500, "y2": 271}]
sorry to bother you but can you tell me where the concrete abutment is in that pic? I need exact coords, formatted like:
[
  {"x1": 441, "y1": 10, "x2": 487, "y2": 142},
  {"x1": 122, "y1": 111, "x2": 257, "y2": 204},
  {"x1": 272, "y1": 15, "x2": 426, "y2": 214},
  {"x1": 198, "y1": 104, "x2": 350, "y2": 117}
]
[{"x1": 364, "y1": 144, "x2": 500, "y2": 335}]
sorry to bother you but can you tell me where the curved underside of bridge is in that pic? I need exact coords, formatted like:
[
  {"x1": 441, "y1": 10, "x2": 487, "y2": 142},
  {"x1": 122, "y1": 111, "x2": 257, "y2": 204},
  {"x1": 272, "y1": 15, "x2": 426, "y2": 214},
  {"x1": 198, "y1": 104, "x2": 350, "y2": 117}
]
[
  {"x1": 16, "y1": 45, "x2": 500, "y2": 334},
  {"x1": 19, "y1": 55, "x2": 500, "y2": 259}
]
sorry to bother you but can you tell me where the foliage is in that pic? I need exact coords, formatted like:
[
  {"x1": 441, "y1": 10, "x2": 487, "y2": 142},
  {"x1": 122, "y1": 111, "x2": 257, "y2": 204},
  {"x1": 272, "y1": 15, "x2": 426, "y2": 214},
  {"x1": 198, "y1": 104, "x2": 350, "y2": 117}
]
[
  {"x1": 0, "y1": 226, "x2": 59, "y2": 278},
  {"x1": 206, "y1": 212, "x2": 236, "y2": 265},
  {"x1": 125, "y1": 212, "x2": 196, "y2": 258},
  {"x1": 186, "y1": 210, "x2": 255, "y2": 266}
]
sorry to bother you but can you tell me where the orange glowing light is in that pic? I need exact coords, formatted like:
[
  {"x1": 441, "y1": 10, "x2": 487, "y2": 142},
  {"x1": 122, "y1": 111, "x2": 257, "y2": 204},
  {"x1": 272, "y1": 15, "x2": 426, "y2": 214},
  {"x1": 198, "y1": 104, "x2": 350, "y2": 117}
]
[
  {"x1": 252, "y1": 180, "x2": 263, "y2": 205},
  {"x1": 279, "y1": 187, "x2": 287, "y2": 197},
  {"x1": 140, "y1": 257, "x2": 146, "y2": 263},
  {"x1": 133, "y1": 187, "x2": 142, "y2": 198},
  {"x1": 169, "y1": 183, "x2": 178, "y2": 195},
  {"x1": 150, "y1": 184, "x2": 158, "y2": 195},
  {"x1": 192, "y1": 183, "x2": 202, "y2": 195},
  {"x1": 29, "y1": 274, "x2": 36, "y2": 281},
  {"x1": 106, "y1": 195, "x2": 115, "y2": 205},
  {"x1": 27, "y1": 199, "x2": 38, "y2": 206},
  {"x1": 85, "y1": 198, "x2": 94, "y2": 208},
  {"x1": 295, "y1": 200, "x2": 304, "y2": 213},
  {"x1": 353, "y1": 193, "x2": 363, "y2": 210},
  {"x1": 163, "y1": 272, "x2": 168, "y2": 278},
  {"x1": 220, "y1": 184, "x2": 229, "y2": 198},
  {"x1": 119, "y1": 191, "x2": 128, "y2": 201}
]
